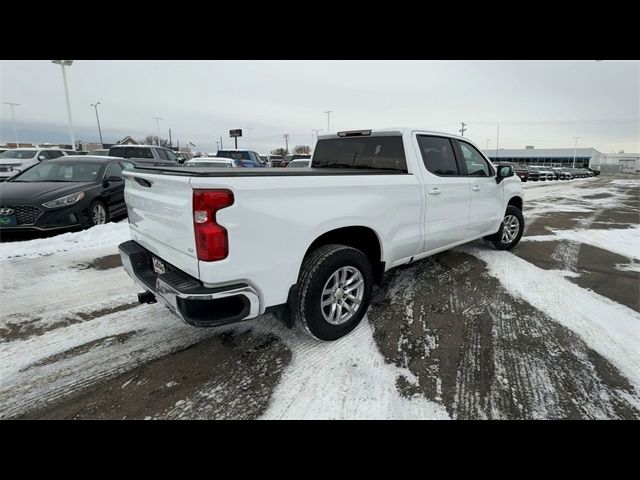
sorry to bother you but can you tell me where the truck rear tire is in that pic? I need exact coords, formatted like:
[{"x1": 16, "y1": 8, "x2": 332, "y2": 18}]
[{"x1": 295, "y1": 244, "x2": 374, "y2": 341}]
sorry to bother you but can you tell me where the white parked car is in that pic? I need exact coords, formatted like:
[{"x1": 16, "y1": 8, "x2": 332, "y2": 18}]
[
  {"x1": 0, "y1": 148, "x2": 69, "y2": 181},
  {"x1": 183, "y1": 157, "x2": 240, "y2": 168},
  {"x1": 118, "y1": 128, "x2": 524, "y2": 341},
  {"x1": 286, "y1": 159, "x2": 311, "y2": 168}
]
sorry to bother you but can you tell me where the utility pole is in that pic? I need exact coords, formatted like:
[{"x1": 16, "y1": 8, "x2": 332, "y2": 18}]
[
  {"x1": 312, "y1": 129, "x2": 322, "y2": 140},
  {"x1": 216, "y1": 141, "x2": 220, "y2": 151},
  {"x1": 459, "y1": 122, "x2": 466, "y2": 136},
  {"x1": 169, "y1": 128, "x2": 172, "y2": 148},
  {"x1": 90, "y1": 102, "x2": 103, "y2": 145},
  {"x1": 51, "y1": 60, "x2": 76, "y2": 149},
  {"x1": 283, "y1": 133, "x2": 289, "y2": 153},
  {"x1": 573, "y1": 137, "x2": 580, "y2": 168},
  {"x1": 220, "y1": 136, "x2": 223, "y2": 150},
  {"x1": 152, "y1": 117, "x2": 162, "y2": 145},
  {"x1": 3, "y1": 102, "x2": 20, "y2": 147},
  {"x1": 324, "y1": 110, "x2": 333, "y2": 132}
]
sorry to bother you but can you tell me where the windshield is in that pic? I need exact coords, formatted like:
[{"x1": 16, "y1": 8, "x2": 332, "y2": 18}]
[
  {"x1": 13, "y1": 161, "x2": 102, "y2": 182},
  {"x1": 313, "y1": 136, "x2": 407, "y2": 172},
  {"x1": 216, "y1": 150, "x2": 250, "y2": 160},
  {"x1": 0, "y1": 150, "x2": 37, "y2": 160}
]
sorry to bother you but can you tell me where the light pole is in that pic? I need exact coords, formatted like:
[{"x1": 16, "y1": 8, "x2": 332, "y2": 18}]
[
  {"x1": 496, "y1": 122, "x2": 500, "y2": 160},
  {"x1": 324, "y1": 110, "x2": 333, "y2": 132},
  {"x1": 573, "y1": 137, "x2": 580, "y2": 168},
  {"x1": 152, "y1": 117, "x2": 163, "y2": 145},
  {"x1": 90, "y1": 102, "x2": 103, "y2": 145},
  {"x1": 245, "y1": 127, "x2": 253, "y2": 149},
  {"x1": 51, "y1": 60, "x2": 76, "y2": 149},
  {"x1": 486, "y1": 139, "x2": 490, "y2": 151},
  {"x1": 283, "y1": 133, "x2": 289, "y2": 153},
  {"x1": 2, "y1": 102, "x2": 20, "y2": 147}
]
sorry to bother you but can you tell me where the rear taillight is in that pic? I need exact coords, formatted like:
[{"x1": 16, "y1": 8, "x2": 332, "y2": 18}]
[{"x1": 193, "y1": 189, "x2": 234, "y2": 261}]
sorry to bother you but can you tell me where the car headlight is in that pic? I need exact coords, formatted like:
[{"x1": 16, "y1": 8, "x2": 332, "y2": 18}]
[{"x1": 43, "y1": 191, "x2": 85, "y2": 209}]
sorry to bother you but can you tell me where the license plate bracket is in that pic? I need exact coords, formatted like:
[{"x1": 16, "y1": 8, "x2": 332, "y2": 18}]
[{"x1": 152, "y1": 256, "x2": 166, "y2": 275}]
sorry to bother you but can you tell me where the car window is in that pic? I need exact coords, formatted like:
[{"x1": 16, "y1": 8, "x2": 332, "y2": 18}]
[
  {"x1": 120, "y1": 161, "x2": 136, "y2": 171},
  {"x1": 109, "y1": 147, "x2": 154, "y2": 159},
  {"x1": 216, "y1": 150, "x2": 250, "y2": 161},
  {"x1": 417, "y1": 136, "x2": 459, "y2": 176},
  {"x1": 104, "y1": 162, "x2": 123, "y2": 179},
  {"x1": 48, "y1": 151, "x2": 65, "y2": 159},
  {"x1": 14, "y1": 161, "x2": 102, "y2": 182},
  {"x1": 458, "y1": 142, "x2": 491, "y2": 176},
  {"x1": 164, "y1": 149, "x2": 179, "y2": 162},
  {"x1": 155, "y1": 148, "x2": 168, "y2": 160},
  {"x1": 312, "y1": 136, "x2": 407, "y2": 172}
]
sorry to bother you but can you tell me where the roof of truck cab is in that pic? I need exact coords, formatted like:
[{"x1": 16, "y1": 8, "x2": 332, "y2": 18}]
[{"x1": 317, "y1": 127, "x2": 472, "y2": 144}]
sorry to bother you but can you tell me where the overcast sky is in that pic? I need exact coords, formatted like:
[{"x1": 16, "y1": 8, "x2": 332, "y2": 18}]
[{"x1": 1, "y1": 60, "x2": 638, "y2": 154}]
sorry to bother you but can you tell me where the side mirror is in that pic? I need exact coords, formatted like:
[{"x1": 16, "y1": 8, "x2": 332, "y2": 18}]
[
  {"x1": 38, "y1": 155, "x2": 46, "y2": 161},
  {"x1": 496, "y1": 165, "x2": 514, "y2": 183}
]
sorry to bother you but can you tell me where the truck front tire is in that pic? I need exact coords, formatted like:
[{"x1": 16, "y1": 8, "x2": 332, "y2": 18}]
[
  {"x1": 484, "y1": 205, "x2": 524, "y2": 250},
  {"x1": 294, "y1": 244, "x2": 374, "y2": 341}
]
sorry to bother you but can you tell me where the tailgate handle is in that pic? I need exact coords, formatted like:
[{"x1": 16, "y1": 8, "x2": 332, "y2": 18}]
[{"x1": 134, "y1": 177, "x2": 153, "y2": 188}]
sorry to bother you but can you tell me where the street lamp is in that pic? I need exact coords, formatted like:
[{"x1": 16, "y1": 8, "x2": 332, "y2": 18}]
[
  {"x1": 90, "y1": 102, "x2": 103, "y2": 145},
  {"x1": 152, "y1": 117, "x2": 163, "y2": 145},
  {"x1": 51, "y1": 60, "x2": 76, "y2": 149},
  {"x1": 324, "y1": 111, "x2": 333, "y2": 132},
  {"x1": 573, "y1": 137, "x2": 581, "y2": 168},
  {"x1": 2, "y1": 102, "x2": 20, "y2": 147}
]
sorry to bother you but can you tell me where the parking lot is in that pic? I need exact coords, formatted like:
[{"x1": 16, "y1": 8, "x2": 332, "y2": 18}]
[{"x1": 0, "y1": 174, "x2": 638, "y2": 419}]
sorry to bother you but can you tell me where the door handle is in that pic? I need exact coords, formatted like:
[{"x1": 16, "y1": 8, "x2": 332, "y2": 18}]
[
  {"x1": 472, "y1": 185, "x2": 480, "y2": 191},
  {"x1": 428, "y1": 188, "x2": 441, "y2": 195}
]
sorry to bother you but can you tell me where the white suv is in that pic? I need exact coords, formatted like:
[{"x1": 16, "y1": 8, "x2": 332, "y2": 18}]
[{"x1": 0, "y1": 148, "x2": 69, "y2": 181}]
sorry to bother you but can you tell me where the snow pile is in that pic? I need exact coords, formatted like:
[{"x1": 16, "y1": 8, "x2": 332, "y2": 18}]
[
  {"x1": 0, "y1": 222, "x2": 131, "y2": 261},
  {"x1": 523, "y1": 227, "x2": 640, "y2": 260},
  {"x1": 463, "y1": 245, "x2": 640, "y2": 392},
  {"x1": 260, "y1": 320, "x2": 450, "y2": 420}
]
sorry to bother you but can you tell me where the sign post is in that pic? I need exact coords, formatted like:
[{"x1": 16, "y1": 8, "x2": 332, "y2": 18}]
[{"x1": 230, "y1": 129, "x2": 242, "y2": 149}]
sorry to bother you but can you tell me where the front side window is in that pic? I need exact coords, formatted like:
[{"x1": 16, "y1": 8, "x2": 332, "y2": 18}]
[
  {"x1": 164, "y1": 149, "x2": 179, "y2": 162},
  {"x1": 417, "y1": 136, "x2": 459, "y2": 176},
  {"x1": 104, "y1": 162, "x2": 123, "y2": 179},
  {"x1": 155, "y1": 148, "x2": 168, "y2": 160},
  {"x1": 458, "y1": 142, "x2": 492, "y2": 177}
]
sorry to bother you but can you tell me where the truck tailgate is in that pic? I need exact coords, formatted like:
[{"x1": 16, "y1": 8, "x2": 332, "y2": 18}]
[{"x1": 123, "y1": 170, "x2": 199, "y2": 278}]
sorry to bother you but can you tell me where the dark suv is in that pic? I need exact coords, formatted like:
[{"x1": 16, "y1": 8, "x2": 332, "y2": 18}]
[{"x1": 108, "y1": 145, "x2": 181, "y2": 167}]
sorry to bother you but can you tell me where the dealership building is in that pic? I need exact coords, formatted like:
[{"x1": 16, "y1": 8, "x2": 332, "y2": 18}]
[{"x1": 482, "y1": 147, "x2": 639, "y2": 173}]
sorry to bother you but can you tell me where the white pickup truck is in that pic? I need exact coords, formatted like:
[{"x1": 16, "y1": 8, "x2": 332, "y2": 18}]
[{"x1": 118, "y1": 128, "x2": 524, "y2": 341}]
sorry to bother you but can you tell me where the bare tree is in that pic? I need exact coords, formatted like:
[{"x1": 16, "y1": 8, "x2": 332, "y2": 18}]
[
  {"x1": 292, "y1": 145, "x2": 311, "y2": 154},
  {"x1": 270, "y1": 147, "x2": 288, "y2": 157},
  {"x1": 139, "y1": 135, "x2": 171, "y2": 147}
]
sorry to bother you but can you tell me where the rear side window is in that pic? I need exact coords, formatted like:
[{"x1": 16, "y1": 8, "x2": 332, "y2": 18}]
[
  {"x1": 312, "y1": 136, "x2": 407, "y2": 172},
  {"x1": 417, "y1": 136, "x2": 459, "y2": 176},
  {"x1": 164, "y1": 149, "x2": 179, "y2": 162},
  {"x1": 155, "y1": 148, "x2": 168, "y2": 160},
  {"x1": 109, "y1": 147, "x2": 154, "y2": 159}
]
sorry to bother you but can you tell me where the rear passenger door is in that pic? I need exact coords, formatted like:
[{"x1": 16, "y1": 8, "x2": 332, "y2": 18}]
[
  {"x1": 415, "y1": 134, "x2": 471, "y2": 253},
  {"x1": 454, "y1": 140, "x2": 504, "y2": 239}
]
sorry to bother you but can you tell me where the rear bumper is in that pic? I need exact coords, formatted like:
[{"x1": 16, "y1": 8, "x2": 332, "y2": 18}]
[{"x1": 118, "y1": 240, "x2": 261, "y2": 327}]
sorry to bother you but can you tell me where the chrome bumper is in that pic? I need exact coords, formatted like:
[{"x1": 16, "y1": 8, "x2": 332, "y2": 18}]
[{"x1": 119, "y1": 240, "x2": 261, "y2": 327}]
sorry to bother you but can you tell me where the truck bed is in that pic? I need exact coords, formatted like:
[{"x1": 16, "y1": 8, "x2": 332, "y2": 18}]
[{"x1": 130, "y1": 166, "x2": 409, "y2": 177}]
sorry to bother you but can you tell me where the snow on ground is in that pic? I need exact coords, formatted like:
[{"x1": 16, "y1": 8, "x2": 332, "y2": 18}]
[
  {"x1": 523, "y1": 227, "x2": 640, "y2": 261},
  {"x1": 0, "y1": 221, "x2": 131, "y2": 261},
  {"x1": 462, "y1": 244, "x2": 640, "y2": 394},
  {"x1": 258, "y1": 319, "x2": 450, "y2": 420}
]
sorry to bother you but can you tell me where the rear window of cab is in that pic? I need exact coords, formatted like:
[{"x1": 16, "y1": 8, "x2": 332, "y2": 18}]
[{"x1": 312, "y1": 136, "x2": 407, "y2": 172}]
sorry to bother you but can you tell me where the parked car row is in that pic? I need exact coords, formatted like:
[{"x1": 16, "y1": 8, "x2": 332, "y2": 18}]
[{"x1": 493, "y1": 162, "x2": 598, "y2": 182}]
